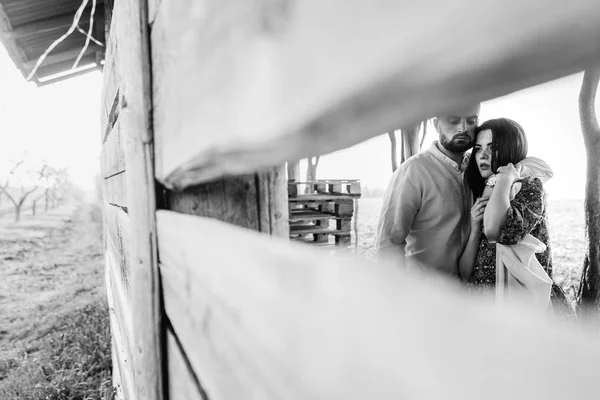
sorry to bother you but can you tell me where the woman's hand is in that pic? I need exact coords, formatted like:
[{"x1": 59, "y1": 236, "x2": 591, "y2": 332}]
[
  {"x1": 496, "y1": 163, "x2": 522, "y2": 185},
  {"x1": 470, "y1": 196, "x2": 489, "y2": 230}
]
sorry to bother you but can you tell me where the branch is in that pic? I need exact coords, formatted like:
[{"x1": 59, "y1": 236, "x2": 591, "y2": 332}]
[
  {"x1": 4, "y1": 191, "x2": 17, "y2": 207},
  {"x1": 10, "y1": 160, "x2": 24, "y2": 174},
  {"x1": 18, "y1": 186, "x2": 39, "y2": 207}
]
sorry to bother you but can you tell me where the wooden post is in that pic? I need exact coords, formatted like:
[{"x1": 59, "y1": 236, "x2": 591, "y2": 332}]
[{"x1": 115, "y1": 0, "x2": 164, "y2": 398}]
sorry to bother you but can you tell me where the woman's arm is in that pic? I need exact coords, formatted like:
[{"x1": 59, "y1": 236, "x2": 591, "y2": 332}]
[
  {"x1": 459, "y1": 196, "x2": 488, "y2": 283},
  {"x1": 483, "y1": 164, "x2": 521, "y2": 241}
]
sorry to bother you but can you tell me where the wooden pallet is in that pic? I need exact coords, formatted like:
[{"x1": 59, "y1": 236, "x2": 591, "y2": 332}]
[
  {"x1": 288, "y1": 179, "x2": 361, "y2": 197},
  {"x1": 287, "y1": 179, "x2": 359, "y2": 247}
]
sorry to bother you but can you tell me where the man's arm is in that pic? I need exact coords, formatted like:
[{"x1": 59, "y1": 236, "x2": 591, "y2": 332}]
[
  {"x1": 375, "y1": 165, "x2": 421, "y2": 267},
  {"x1": 517, "y1": 156, "x2": 553, "y2": 183}
]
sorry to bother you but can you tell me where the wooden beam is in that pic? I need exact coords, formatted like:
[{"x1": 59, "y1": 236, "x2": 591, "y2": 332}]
[
  {"x1": 112, "y1": 0, "x2": 164, "y2": 398},
  {"x1": 0, "y1": 2, "x2": 27, "y2": 77},
  {"x1": 157, "y1": 210, "x2": 600, "y2": 399},
  {"x1": 151, "y1": 0, "x2": 600, "y2": 190},
  {"x1": 5, "y1": 9, "x2": 105, "y2": 39},
  {"x1": 0, "y1": 2, "x2": 12, "y2": 31},
  {"x1": 36, "y1": 63, "x2": 100, "y2": 86},
  {"x1": 35, "y1": 53, "x2": 96, "y2": 79},
  {"x1": 23, "y1": 44, "x2": 101, "y2": 70}
]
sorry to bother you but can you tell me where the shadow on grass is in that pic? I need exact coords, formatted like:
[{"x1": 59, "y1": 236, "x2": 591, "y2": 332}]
[{"x1": 0, "y1": 301, "x2": 114, "y2": 400}]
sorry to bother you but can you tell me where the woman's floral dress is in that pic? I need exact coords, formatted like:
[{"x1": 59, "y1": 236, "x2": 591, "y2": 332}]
[{"x1": 467, "y1": 177, "x2": 576, "y2": 318}]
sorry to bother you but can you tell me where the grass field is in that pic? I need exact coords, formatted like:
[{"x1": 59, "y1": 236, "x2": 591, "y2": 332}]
[{"x1": 0, "y1": 203, "x2": 112, "y2": 400}]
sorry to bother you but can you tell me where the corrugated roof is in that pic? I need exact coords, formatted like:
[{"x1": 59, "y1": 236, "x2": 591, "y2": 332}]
[{"x1": 0, "y1": 0, "x2": 106, "y2": 86}]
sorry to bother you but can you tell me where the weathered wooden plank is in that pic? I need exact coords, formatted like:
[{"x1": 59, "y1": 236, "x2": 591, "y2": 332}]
[
  {"x1": 103, "y1": 173, "x2": 128, "y2": 211},
  {"x1": 167, "y1": 175, "x2": 260, "y2": 230},
  {"x1": 106, "y1": 259, "x2": 135, "y2": 400},
  {"x1": 101, "y1": 118, "x2": 126, "y2": 179},
  {"x1": 257, "y1": 165, "x2": 289, "y2": 236},
  {"x1": 167, "y1": 168, "x2": 288, "y2": 237},
  {"x1": 166, "y1": 328, "x2": 207, "y2": 400},
  {"x1": 157, "y1": 210, "x2": 600, "y2": 399},
  {"x1": 151, "y1": 0, "x2": 600, "y2": 189},
  {"x1": 289, "y1": 211, "x2": 337, "y2": 222},
  {"x1": 288, "y1": 194, "x2": 359, "y2": 202},
  {"x1": 106, "y1": 233, "x2": 132, "y2": 322},
  {"x1": 101, "y1": 3, "x2": 120, "y2": 142},
  {"x1": 111, "y1": 343, "x2": 126, "y2": 400},
  {"x1": 113, "y1": 0, "x2": 164, "y2": 397}
]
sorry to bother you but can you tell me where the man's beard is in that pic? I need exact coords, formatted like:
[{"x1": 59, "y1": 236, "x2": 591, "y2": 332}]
[{"x1": 440, "y1": 134, "x2": 474, "y2": 153}]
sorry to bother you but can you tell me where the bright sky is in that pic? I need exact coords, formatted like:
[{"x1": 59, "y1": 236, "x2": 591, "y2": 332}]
[
  {"x1": 0, "y1": 43, "x2": 597, "y2": 199},
  {"x1": 316, "y1": 72, "x2": 598, "y2": 200},
  {"x1": 0, "y1": 45, "x2": 102, "y2": 191}
]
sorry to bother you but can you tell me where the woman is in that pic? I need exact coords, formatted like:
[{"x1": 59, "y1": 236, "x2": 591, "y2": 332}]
[{"x1": 458, "y1": 118, "x2": 575, "y2": 317}]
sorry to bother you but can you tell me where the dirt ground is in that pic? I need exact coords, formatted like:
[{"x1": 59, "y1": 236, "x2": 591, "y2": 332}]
[{"x1": 0, "y1": 202, "x2": 107, "y2": 386}]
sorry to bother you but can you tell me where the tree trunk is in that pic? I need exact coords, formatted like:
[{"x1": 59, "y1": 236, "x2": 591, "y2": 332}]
[
  {"x1": 388, "y1": 131, "x2": 398, "y2": 172},
  {"x1": 420, "y1": 119, "x2": 429, "y2": 149},
  {"x1": 304, "y1": 156, "x2": 320, "y2": 193},
  {"x1": 14, "y1": 206, "x2": 21, "y2": 222},
  {"x1": 400, "y1": 124, "x2": 421, "y2": 163},
  {"x1": 287, "y1": 161, "x2": 300, "y2": 181},
  {"x1": 32, "y1": 200, "x2": 37, "y2": 216},
  {"x1": 577, "y1": 65, "x2": 600, "y2": 316}
]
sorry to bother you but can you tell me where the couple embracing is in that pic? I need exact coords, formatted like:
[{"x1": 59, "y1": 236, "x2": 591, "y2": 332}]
[{"x1": 375, "y1": 103, "x2": 574, "y2": 316}]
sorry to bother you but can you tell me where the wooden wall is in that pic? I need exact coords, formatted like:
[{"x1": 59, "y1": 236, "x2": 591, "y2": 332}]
[
  {"x1": 101, "y1": 0, "x2": 600, "y2": 399},
  {"x1": 101, "y1": 0, "x2": 162, "y2": 399}
]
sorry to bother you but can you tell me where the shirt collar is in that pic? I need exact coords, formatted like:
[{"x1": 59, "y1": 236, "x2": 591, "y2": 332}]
[{"x1": 429, "y1": 141, "x2": 470, "y2": 172}]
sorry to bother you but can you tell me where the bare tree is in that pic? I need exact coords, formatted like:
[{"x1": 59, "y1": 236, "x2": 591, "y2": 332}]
[
  {"x1": 0, "y1": 160, "x2": 24, "y2": 198},
  {"x1": 400, "y1": 124, "x2": 421, "y2": 164},
  {"x1": 44, "y1": 167, "x2": 70, "y2": 209},
  {"x1": 2, "y1": 161, "x2": 46, "y2": 222},
  {"x1": 388, "y1": 121, "x2": 429, "y2": 171},
  {"x1": 577, "y1": 65, "x2": 600, "y2": 314},
  {"x1": 304, "y1": 156, "x2": 320, "y2": 193}
]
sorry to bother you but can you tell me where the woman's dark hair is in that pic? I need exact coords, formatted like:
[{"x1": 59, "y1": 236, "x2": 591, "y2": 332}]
[{"x1": 466, "y1": 118, "x2": 529, "y2": 198}]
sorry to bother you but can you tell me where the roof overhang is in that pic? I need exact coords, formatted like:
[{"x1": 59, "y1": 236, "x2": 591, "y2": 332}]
[{"x1": 0, "y1": 0, "x2": 105, "y2": 86}]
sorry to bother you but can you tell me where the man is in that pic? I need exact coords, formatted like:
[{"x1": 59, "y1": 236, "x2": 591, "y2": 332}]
[{"x1": 375, "y1": 104, "x2": 551, "y2": 277}]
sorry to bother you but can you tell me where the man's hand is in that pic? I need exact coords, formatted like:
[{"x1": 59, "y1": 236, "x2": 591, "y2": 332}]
[{"x1": 497, "y1": 163, "x2": 522, "y2": 185}]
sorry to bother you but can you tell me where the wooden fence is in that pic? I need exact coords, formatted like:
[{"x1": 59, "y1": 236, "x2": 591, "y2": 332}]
[{"x1": 100, "y1": 0, "x2": 600, "y2": 399}]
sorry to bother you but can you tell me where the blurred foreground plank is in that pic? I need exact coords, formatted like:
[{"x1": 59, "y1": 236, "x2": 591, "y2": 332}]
[
  {"x1": 151, "y1": 0, "x2": 600, "y2": 189},
  {"x1": 157, "y1": 210, "x2": 600, "y2": 400}
]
